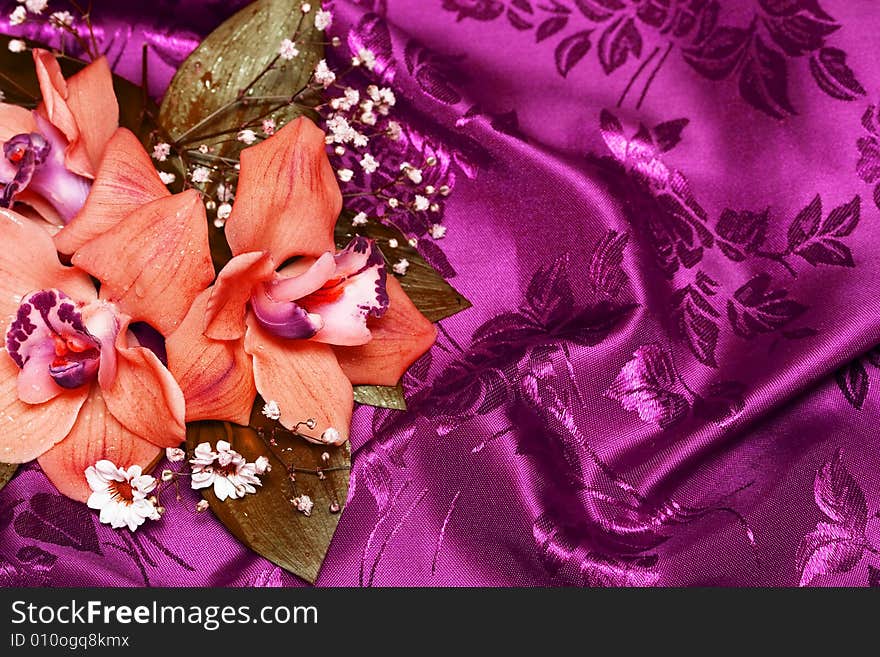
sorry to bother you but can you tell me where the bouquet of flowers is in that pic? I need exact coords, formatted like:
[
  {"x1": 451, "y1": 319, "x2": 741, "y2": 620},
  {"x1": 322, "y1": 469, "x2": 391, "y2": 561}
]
[{"x1": 0, "y1": 0, "x2": 468, "y2": 582}]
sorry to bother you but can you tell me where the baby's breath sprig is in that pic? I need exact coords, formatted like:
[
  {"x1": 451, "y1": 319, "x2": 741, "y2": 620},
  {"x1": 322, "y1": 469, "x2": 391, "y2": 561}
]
[
  {"x1": 6, "y1": 0, "x2": 100, "y2": 61},
  {"x1": 145, "y1": 5, "x2": 340, "y2": 209}
]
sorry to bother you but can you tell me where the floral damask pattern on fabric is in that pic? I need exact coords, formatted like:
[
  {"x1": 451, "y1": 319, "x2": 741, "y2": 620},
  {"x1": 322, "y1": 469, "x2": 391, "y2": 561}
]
[{"x1": 441, "y1": 0, "x2": 865, "y2": 117}]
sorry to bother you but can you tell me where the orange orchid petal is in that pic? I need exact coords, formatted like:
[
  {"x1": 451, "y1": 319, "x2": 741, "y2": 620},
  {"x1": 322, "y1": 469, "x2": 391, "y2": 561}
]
[
  {"x1": 99, "y1": 328, "x2": 186, "y2": 449},
  {"x1": 55, "y1": 128, "x2": 170, "y2": 255},
  {"x1": 333, "y1": 276, "x2": 437, "y2": 386},
  {"x1": 167, "y1": 288, "x2": 256, "y2": 425},
  {"x1": 0, "y1": 351, "x2": 88, "y2": 463},
  {"x1": 71, "y1": 190, "x2": 214, "y2": 336},
  {"x1": 225, "y1": 117, "x2": 341, "y2": 261},
  {"x1": 0, "y1": 103, "x2": 37, "y2": 142},
  {"x1": 244, "y1": 313, "x2": 353, "y2": 444},
  {"x1": 0, "y1": 208, "x2": 96, "y2": 323},
  {"x1": 33, "y1": 50, "x2": 118, "y2": 179},
  {"x1": 206, "y1": 251, "x2": 275, "y2": 341},
  {"x1": 38, "y1": 384, "x2": 161, "y2": 502}
]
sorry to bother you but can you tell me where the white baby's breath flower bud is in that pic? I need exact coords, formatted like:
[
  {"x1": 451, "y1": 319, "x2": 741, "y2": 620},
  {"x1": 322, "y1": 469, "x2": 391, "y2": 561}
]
[
  {"x1": 152, "y1": 142, "x2": 171, "y2": 162},
  {"x1": 292, "y1": 495, "x2": 314, "y2": 516},
  {"x1": 50, "y1": 10, "x2": 73, "y2": 28},
  {"x1": 337, "y1": 168, "x2": 353, "y2": 182},
  {"x1": 314, "y1": 9, "x2": 332, "y2": 31},
  {"x1": 190, "y1": 167, "x2": 211, "y2": 184},
  {"x1": 237, "y1": 129, "x2": 258, "y2": 145},
  {"x1": 321, "y1": 427, "x2": 342, "y2": 445},
  {"x1": 25, "y1": 0, "x2": 47, "y2": 14},
  {"x1": 7, "y1": 39, "x2": 26, "y2": 53},
  {"x1": 359, "y1": 153, "x2": 379, "y2": 174},
  {"x1": 262, "y1": 400, "x2": 281, "y2": 421},
  {"x1": 279, "y1": 38, "x2": 299, "y2": 60},
  {"x1": 413, "y1": 195, "x2": 430, "y2": 212},
  {"x1": 9, "y1": 6, "x2": 27, "y2": 25},
  {"x1": 158, "y1": 171, "x2": 176, "y2": 185},
  {"x1": 429, "y1": 223, "x2": 447, "y2": 239},
  {"x1": 314, "y1": 59, "x2": 336, "y2": 88},
  {"x1": 352, "y1": 212, "x2": 368, "y2": 226},
  {"x1": 165, "y1": 447, "x2": 186, "y2": 463},
  {"x1": 217, "y1": 203, "x2": 232, "y2": 220},
  {"x1": 393, "y1": 259, "x2": 410, "y2": 276},
  {"x1": 358, "y1": 48, "x2": 377, "y2": 71},
  {"x1": 387, "y1": 121, "x2": 402, "y2": 140}
]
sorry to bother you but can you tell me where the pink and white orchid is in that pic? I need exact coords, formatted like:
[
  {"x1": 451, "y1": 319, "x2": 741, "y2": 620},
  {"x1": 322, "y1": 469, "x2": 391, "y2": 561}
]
[
  {"x1": 167, "y1": 117, "x2": 437, "y2": 444},
  {"x1": 0, "y1": 49, "x2": 118, "y2": 228}
]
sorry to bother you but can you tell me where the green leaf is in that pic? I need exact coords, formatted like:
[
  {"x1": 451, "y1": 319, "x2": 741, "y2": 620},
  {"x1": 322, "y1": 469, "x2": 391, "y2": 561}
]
[
  {"x1": 0, "y1": 35, "x2": 159, "y2": 146},
  {"x1": 0, "y1": 463, "x2": 17, "y2": 493},
  {"x1": 353, "y1": 384, "x2": 407, "y2": 410},
  {"x1": 158, "y1": 0, "x2": 324, "y2": 272},
  {"x1": 335, "y1": 212, "x2": 472, "y2": 323},
  {"x1": 186, "y1": 401, "x2": 349, "y2": 584}
]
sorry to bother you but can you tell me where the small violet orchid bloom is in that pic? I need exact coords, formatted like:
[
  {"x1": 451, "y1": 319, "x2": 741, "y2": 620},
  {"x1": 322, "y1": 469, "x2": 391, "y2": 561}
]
[
  {"x1": 166, "y1": 117, "x2": 437, "y2": 445},
  {"x1": 0, "y1": 49, "x2": 118, "y2": 227}
]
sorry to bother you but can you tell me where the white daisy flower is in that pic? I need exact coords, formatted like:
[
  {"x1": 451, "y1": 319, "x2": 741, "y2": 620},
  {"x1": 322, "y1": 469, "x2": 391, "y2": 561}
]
[
  {"x1": 190, "y1": 441, "x2": 263, "y2": 501},
  {"x1": 85, "y1": 461, "x2": 160, "y2": 532}
]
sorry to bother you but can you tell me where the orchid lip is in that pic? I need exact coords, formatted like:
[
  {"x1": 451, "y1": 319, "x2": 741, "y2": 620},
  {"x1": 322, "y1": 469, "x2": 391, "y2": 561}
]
[
  {"x1": 247, "y1": 236, "x2": 390, "y2": 345},
  {"x1": 5, "y1": 289, "x2": 104, "y2": 394},
  {"x1": 0, "y1": 115, "x2": 93, "y2": 224},
  {"x1": 49, "y1": 356, "x2": 100, "y2": 389},
  {"x1": 250, "y1": 288, "x2": 324, "y2": 340},
  {"x1": 0, "y1": 132, "x2": 51, "y2": 209}
]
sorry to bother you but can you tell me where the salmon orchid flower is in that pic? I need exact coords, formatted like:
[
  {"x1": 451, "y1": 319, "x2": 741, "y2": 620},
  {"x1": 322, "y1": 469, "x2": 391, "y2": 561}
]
[
  {"x1": 167, "y1": 117, "x2": 437, "y2": 445},
  {"x1": 0, "y1": 172, "x2": 213, "y2": 501},
  {"x1": 0, "y1": 49, "x2": 118, "y2": 228}
]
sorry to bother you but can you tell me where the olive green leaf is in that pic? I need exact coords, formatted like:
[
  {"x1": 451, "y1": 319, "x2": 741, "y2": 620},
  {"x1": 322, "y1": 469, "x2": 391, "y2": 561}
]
[
  {"x1": 186, "y1": 400, "x2": 349, "y2": 584},
  {"x1": 353, "y1": 384, "x2": 407, "y2": 410},
  {"x1": 0, "y1": 463, "x2": 17, "y2": 494}
]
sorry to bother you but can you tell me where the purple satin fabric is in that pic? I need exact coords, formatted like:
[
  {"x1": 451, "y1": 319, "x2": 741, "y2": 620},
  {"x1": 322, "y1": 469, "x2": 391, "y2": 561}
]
[{"x1": 2, "y1": 0, "x2": 880, "y2": 587}]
